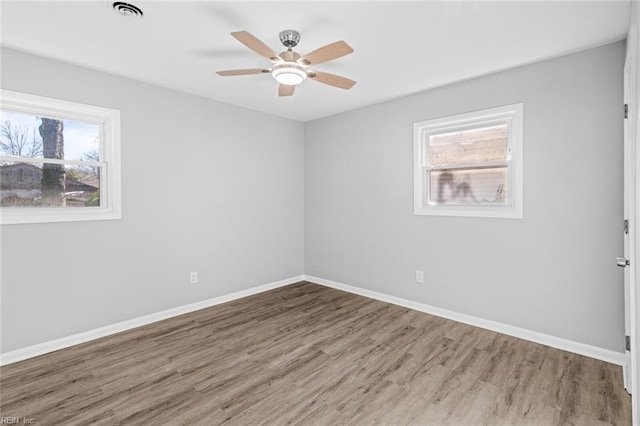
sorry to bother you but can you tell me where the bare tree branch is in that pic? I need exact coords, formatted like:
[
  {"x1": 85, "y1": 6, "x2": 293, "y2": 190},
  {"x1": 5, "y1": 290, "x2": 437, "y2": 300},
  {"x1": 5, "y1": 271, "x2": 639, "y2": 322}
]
[
  {"x1": 80, "y1": 147, "x2": 100, "y2": 177},
  {"x1": 0, "y1": 120, "x2": 43, "y2": 157}
]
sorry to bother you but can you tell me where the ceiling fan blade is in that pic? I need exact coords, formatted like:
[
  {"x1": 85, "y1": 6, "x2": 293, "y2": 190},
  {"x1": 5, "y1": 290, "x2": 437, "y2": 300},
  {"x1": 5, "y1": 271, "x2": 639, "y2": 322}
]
[
  {"x1": 299, "y1": 41, "x2": 353, "y2": 66},
  {"x1": 309, "y1": 71, "x2": 356, "y2": 90},
  {"x1": 216, "y1": 69, "x2": 269, "y2": 76},
  {"x1": 278, "y1": 84, "x2": 296, "y2": 97},
  {"x1": 231, "y1": 31, "x2": 281, "y2": 63}
]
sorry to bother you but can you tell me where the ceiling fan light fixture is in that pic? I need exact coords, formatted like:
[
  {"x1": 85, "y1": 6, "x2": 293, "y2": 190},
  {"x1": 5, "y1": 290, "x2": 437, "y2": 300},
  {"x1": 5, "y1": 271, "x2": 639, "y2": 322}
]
[{"x1": 272, "y1": 63, "x2": 307, "y2": 85}]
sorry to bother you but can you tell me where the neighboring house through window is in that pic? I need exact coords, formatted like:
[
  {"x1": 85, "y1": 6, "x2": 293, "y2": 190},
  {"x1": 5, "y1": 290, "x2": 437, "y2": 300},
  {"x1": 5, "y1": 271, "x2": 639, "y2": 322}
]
[
  {"x1": 0, "y1": 90, "x2": 121, "y2": 224},
  {"x1": 414, "y1": 103, "x2": 523, "y2": 218}
]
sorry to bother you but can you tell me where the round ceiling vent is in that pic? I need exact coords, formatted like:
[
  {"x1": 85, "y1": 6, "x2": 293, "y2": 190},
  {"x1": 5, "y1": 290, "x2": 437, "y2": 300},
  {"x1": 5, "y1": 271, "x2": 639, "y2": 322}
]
[{"x1": 112, "y1": 2, "x2": 143, "y2": 17}]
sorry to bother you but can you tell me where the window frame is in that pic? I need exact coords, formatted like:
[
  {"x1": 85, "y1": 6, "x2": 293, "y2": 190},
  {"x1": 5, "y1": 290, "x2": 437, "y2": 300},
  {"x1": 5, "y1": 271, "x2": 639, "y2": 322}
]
[
  {"x1": 0, "y1": 89, "x2": 121, "y2": 225},
  {"x1": 413, "y1": 103, "x2": 523, "y2": 219}
]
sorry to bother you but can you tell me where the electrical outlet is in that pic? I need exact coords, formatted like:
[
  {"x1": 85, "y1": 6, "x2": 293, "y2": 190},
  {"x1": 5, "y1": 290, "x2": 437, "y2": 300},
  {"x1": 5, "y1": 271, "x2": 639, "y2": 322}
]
[
  {"x1": 416, "y1": 270, "x2": 424, "y2": 283},
  {"x1": 190, "y1": 271, "x2": 198, "y2": 284}
]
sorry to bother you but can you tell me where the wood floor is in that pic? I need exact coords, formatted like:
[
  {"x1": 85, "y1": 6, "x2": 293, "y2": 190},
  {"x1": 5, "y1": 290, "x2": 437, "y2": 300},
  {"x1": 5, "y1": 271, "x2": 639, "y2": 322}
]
[{"x1": 0, "y1": 282, "x2": 631, "y2": 425}]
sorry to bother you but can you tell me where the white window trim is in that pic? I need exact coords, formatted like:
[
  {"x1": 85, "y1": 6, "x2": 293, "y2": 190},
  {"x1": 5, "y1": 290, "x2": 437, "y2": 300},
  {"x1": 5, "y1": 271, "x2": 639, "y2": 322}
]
[
  {"x1": 0, "y1": 89, "x2": 121, "y2": 225},
  {"x1": 414, "y1": 103, "x2": 523, "y2": 219}
]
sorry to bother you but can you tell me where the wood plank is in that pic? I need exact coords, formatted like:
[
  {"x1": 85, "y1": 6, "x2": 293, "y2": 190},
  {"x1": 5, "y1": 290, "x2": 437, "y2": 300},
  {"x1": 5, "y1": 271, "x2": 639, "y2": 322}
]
[{"x1": 0, "y1": 282, "x2": 631, "y2": 425}]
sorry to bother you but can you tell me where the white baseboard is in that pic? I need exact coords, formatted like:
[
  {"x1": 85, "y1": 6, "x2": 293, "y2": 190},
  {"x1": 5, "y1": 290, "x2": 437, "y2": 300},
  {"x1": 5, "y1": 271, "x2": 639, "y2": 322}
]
[
  {"x1": 304, "y1": 275, "x2": 627, "y2": 367},
  {"x1": 0, "y1": 275, "x2": 304, "y2": 366},
  {"x1": 2, "y1": 274, "x2": 626, "y2": 370}
]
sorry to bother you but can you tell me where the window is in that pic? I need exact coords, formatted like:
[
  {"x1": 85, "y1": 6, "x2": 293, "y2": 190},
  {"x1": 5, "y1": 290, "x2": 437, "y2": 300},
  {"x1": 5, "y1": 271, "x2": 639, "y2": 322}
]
[
  {"x1": 0, "y1": 90, "x2": 121, "y2": 224},
  {"x1": 414, "y1": 103, "x2": 523, "y2": 218}
]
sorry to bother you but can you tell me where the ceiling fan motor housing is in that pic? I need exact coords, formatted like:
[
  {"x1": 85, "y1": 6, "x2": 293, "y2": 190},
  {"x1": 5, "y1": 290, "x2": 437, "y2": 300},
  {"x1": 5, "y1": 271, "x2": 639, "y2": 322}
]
[{"x1": 279, "y1": 30, "x2": 300, "y2": 48}]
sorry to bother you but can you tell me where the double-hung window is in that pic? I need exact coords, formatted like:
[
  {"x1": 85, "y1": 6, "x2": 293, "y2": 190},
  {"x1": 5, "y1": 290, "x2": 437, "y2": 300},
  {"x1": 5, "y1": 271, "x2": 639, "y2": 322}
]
[
  {"x1": 0, "y1": 90, "x2": 121, "y2": 224},
  {"x1": 414, "y1": 103, "x2": 523, "y2": 218}
]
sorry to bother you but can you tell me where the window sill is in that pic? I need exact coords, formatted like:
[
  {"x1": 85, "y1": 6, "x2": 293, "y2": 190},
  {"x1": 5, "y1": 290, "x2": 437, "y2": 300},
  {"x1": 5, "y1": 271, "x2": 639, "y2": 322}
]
[
  {"x1": 1, "y1": 206, "x2": 121, "y2": 225},
  {"x1": 414, "y1": 203, "x2": 523, "y2": 219}
]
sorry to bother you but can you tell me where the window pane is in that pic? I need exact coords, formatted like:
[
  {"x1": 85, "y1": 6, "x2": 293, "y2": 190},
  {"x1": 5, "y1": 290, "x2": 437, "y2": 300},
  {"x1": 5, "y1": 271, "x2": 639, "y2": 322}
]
[
  {"x1": 429, "y1": 166, "x2": 508, "y2": 205},
  {"x1": 429, "y1": 125, "x2": 507, "y2": 167},
  {"x1": 1, "y1": 161, "x2": 101, "y2": 207},
  {"x1": 0, "y1": 109, "x2": 100, "y2": 161}
]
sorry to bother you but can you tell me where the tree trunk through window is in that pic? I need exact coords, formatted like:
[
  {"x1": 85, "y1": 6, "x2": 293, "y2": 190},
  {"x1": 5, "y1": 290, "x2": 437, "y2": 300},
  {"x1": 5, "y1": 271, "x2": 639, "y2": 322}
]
[{"x1": 39, "y1": 118, "x2": 65, "y2": 206}]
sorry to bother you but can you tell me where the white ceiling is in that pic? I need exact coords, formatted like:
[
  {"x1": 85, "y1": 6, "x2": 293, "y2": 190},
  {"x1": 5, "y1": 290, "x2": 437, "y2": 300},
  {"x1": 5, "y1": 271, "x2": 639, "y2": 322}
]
[{"x1": 0, "y1": 1, "x2": 631, "y2": 122}]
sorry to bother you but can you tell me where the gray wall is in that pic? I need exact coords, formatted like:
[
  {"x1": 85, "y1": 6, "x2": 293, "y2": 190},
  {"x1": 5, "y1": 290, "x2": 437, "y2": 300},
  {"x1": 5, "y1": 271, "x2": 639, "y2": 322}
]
[
  {"x1": 1, "y1": 41, "x2": 626, "y2": 355},
  {"x1": 0, "y1": 47, "x2": 305, "y2": 353},
  {"x1": 305, "y1": 42, "x2": 625, "y2": 352}
]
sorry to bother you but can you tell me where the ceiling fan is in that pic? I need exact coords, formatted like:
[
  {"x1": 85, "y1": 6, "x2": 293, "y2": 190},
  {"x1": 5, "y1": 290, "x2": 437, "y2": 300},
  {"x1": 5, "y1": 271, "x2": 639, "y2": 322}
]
[{"x1": 216, "y1": 30, "x2": 356, "y2": 97}]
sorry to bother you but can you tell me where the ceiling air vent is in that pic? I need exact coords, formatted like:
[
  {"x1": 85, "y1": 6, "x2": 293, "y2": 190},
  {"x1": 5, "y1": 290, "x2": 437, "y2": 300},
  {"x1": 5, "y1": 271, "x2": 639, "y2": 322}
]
[{"x1": 112, "y1": 2, "x2": 143, "y2": 18}]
